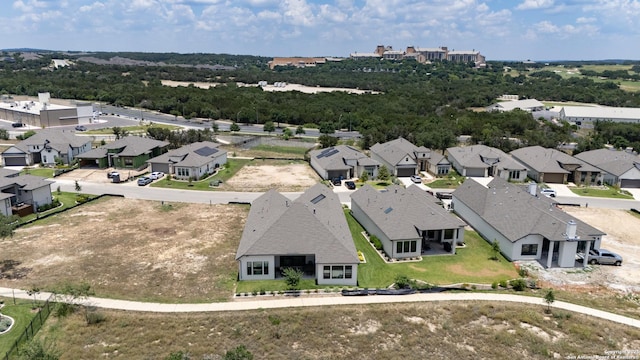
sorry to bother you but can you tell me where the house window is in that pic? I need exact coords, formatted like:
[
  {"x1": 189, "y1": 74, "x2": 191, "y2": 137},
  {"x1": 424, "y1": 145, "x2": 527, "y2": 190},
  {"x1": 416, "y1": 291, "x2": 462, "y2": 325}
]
[
  {"x1": 437, "y1": 166, "x2": 448, "y2": 175},
  {"x1": 323, "y1": 265, "x2": 352, "y2": 279},
  {"x1": 509, "y1": 170, "x2": 520, "y2": 180},
  {"x1": 396, "y1": 240, "x2": 417, "y2": 254},
  {"x1": 246, "y1": 261, "x2": 269, "y2": 276},
  {"x1": 444, "y1": 229, "x2": 454, "y2": 240},
  {"x1": 521, "y1": 244, "x2": 538, "y2": 256},
  {"x1": 124, "y1": 158, "x2": 133, "y2": 166}
]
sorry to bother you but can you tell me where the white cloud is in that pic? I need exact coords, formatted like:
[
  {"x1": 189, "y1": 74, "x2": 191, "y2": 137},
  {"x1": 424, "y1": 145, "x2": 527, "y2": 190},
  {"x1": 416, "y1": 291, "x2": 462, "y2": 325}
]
[
  {"x1": 79, "y1": 2, "x2": 106, "y2": 13},
  {"x1": 281, "y1": 0, "x2": 315, "y2": 27},
  {"x1": 12, "y1": 0, "x2": 48, "y2": 12},
  {"x1": 576, "y1": 17, "x2": 596, "y2": 24},
  {"x1": 516, "y1": 0, "x2": 554, "y2": 10}
]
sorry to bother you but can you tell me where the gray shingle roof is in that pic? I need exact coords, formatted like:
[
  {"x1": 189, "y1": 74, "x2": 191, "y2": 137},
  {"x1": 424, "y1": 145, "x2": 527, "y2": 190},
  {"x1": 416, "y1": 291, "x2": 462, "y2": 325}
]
[
  {"x1": 236, "y1": 184, "x2": 358, "y2": 264},
  {"x1": 510, "y1": 146, "x2": 600, "y2": 173},
  {"x1": 370, "y1": 137, "x2": 426, "y2": 165},
  {"x1": 0, "y1": 174, "x2": 53, "y2": 191},
  {"x1": 78, "y1": 136, "x2": 169, "y2": 159},
  {"x1": 447, "y1": 145, "x2": 528, "y2": 171},
  {"x1": 9, "y1": 129, "x2": 90, "y2": 154},
  {"x1": 453, "y1": 177, "x2": 605, "y2": 242},
  {"x1": 309, "y1": 145, "x2": 376, "y2": 171},
  {"x1": 147, "y1": 141, "x2": 227, "y2": 168},
  {"x1": 574, "y1": 148, "x2": 640, "y2": 177},
  {"x1": 351, "y1": 184, "x2": 466, "y2": 240}
]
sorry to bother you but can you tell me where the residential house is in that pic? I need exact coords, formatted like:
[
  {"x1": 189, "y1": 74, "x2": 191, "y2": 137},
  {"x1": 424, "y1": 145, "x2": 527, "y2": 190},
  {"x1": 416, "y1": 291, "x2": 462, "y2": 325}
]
[
  {"x1": 486, "y1": 99, "x2": 545, "y2": 113},
  {"x1": 147, "y1": 141, "x2": 227, "y2": 180},
  {"x1": 370, "y1": 137, "x2": 450, "y2": 177},
  {"x1": 236, "y1": 183, "x2": 359, "y2": 286},
  {"x1": 510, "y1": 146, "x2": 601, "y2": 185},
  {"x1": 309, "y1": 145, "x2": 379, "y2": 180},
  {"x1": 0, "y1": 172, "x2": 53, "y2": 217},
  {"x1": 77, "y1": 136, "x2": 169, "y2": 169},
  {"x1": 452, "y1": 177, "x2": 605, "y2": 268},
  {"x1": 574, "y1": 148, "x2": 640, "y2": 188},
  {"x1": 446, "y1": 145, "x2": 528, "y2": 181},
  {"x1": 351, "y1": 184, "x2": 466, "y2": 259},
  {"x1": 1, "y1": 129, "x2": 92, "y2": 166}
]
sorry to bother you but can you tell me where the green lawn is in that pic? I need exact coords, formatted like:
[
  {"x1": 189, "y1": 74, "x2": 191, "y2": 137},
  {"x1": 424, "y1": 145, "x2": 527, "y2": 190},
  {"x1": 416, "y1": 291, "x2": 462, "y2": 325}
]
[
  {"x1": 151, "y1": 158, "x2": 251, "y2": 190},
  {"x1": 428, "y1": 171, "x2": 465, "y2": 189},
  {"x1": 250, "y1": 144, "x2": 309, "y2": 156},
  {"x1": 20, "y1": 168, "x2": 55, "y2": 178},
  {"x1": 0, "y1": 298, "x2": 43, "y2": 355},
  {"x1": 346, "y1": 210, "x2": 518, "y2": 288},
  {"x1": 569, "y1": 186, "x2": 634, "y2": 199}
]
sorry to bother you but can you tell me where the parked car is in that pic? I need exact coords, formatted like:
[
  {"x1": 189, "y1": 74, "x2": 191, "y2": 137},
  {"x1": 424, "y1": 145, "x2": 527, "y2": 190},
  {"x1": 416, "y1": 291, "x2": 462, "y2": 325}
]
[
  {"x1": 540, "y1": 188, "x2": 556, "y2": 197},
  {"x1": 344, "y1": 181, "x2": 356, "y2": 190},
  {"x1": 410, "y1": 175, "x2": 422, "y2": 183},
  {"x1": 75, "y1": 125, "x2": 87, "y2": 131},
  {"x1": 331, "y1": 177, "x2": 342, "y2": 186},
  {"x1": 436, "y1": 192, "x2": 453, "y2": 200},
  {"x1": 137, "y1": 176, "x2": 152, "y2": 186},
  {"x1": 11, "y1": 122, "x2": 23, "y2": 128},
  {"x1": 107, "y1": 171, "x2": 120, "y2": 178},
  {"x1": 150, "y1": 171, "x2": 164, "y2": 180},
  {"x1": 586, "y1": 249, "x2": 623, "y2": 266}
]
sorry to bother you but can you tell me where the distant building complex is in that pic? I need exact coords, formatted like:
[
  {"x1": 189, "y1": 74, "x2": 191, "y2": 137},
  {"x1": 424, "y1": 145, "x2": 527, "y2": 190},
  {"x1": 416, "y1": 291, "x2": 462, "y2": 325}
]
[
  {"x1": 351, "y1": 45, "x2": 486, "y2": 66},
  {"x1": 0, "y1": 92, "x2": 93, "y2": 127}
]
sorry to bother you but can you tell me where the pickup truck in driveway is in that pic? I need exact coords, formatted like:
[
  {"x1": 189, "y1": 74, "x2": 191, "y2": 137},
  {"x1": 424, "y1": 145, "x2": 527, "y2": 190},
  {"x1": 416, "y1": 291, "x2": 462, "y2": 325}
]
[{"x1": 580, "y1": 249, "x2": 623, "y2": 266}]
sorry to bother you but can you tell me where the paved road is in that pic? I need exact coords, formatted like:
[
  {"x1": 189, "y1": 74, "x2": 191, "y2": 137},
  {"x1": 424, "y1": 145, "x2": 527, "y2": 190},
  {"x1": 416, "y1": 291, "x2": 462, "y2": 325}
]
[{"x1": 1, "y1": 286, "x2": 638, "y2": 329}]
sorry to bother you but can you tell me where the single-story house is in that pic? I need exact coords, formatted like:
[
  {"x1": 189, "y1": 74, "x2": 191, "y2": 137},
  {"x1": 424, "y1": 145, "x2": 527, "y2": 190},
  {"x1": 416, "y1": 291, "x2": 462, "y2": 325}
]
[
  {"x1": 370, "y1": 137, "x2": 450, "y2": 177},
  {"x1": 1, "y1": 129, "x2": 92, "y2": 166},
  {"x1": 236, "y1": 183, "x2": 359, "y2": 286},
  {"x1": 486, "y1": 99, "x2": 545, "y2": 113},
  {"x1": 510, "y1": 146, "x2": 601, "y2": 185},
  {"x1": 452, "y1": 177, "x2": 605, "y2": 268},
  {"x1": 0, "y1": 172, "x2": 53, "y2": 217},
  {"x1": 351, "y1": 184, "x2": 466, "y2": 259},
  {"x1": 147, "y1": 141, "x2": 227, "y2": 180},
  {"x1": 574, "y1": 148, "x2": 640, "y2": 188},
  {"x1": 77, "y1": 136, "x2": 169, "y2": 169},
  {"x1": 309, "y1": 145, "x2": 379, "y2": 180},
  {"x1": 446, "y1": 145, "x2": 528, "y2": 181}
]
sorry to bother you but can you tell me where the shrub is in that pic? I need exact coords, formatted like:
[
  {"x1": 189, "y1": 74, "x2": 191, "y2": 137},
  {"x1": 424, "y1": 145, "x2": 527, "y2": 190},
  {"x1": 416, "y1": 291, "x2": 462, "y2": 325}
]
[
  {"x1": 370, "y1": 235, "x2": 383, "y2": 250},
  {"x1": 509, "y1": 278, "x2": 527, "y2": 291},
  {"x1": 85, "y1": 308, "x2": 106, "y2": 325},
  {"x1": 499, "y1": 280, "x2": 508, "y2": 288},
  {"x1": 394, "y1": 274, "x2": 413, "y2": 289},
  {"x1": 518, "y1": 267, "x2": 529, "y2": 277},
  {"x1": 491, "y1": 281, "x2": 498, "y2": 289},
  {"x1": 282, "y1": 267, "x2": 303, "y2": 290},
  {"x1": 75, "y1": 194, "x2": 90, "y2": 204}
]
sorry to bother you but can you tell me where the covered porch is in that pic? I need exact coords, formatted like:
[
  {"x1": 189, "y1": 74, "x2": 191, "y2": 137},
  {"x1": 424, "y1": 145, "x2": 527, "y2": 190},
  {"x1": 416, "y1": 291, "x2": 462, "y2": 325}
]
[
  {"x1": 420, "y1": 228, "x2": 462, "y2": 255},
  {"x1": 275, "y1": 255, "x2": 316, "y2": 278},
  {"x1": 540, "y1": 238, "x2": 593, "y2": 268}
]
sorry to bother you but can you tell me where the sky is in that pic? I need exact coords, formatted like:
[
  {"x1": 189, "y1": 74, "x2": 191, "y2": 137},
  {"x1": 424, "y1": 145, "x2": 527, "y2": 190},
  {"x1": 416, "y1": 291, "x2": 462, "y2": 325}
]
[{"x1": 2, "y1": 0, "x2": 640, "y2": 61}]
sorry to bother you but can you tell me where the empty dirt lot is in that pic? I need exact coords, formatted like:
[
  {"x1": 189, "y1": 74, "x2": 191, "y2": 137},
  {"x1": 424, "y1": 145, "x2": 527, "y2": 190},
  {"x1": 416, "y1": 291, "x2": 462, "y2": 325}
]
[
  {"x1": 224, "y1": 161, "x2": 320, "y2": 192},
  {"x1": 0, "y1": 197, "x2": 248, "y2": 302}
]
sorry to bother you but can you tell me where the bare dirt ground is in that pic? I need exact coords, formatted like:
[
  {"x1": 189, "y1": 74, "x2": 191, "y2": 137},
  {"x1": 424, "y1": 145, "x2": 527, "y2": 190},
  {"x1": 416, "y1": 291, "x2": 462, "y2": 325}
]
[
  {"x1": 0, "y1": 197, "x2": 248, "y2": 302},
  {"x1": 224, "y1": 162, "x2": 320, "y2": 192},
  {"x1": 525, "y1": 207, "x2": 640, "y2": 293},
  {"x1": 56, "y1": 168, "x2": 148, "y2": 183}
]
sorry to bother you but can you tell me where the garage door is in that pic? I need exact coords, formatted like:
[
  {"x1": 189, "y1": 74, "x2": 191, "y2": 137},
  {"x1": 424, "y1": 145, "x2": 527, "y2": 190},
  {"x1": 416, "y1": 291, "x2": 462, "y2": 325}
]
[
  {"x1": 465, "y1": 168, "x2": 485, "y2": 177},
  {"x1": 396, "y1": 167, "x2": 416, "y2": 177},
  {"x1": 542, "y1": 173, "x2": 565, "y2": 184},
  {"x1": 2, "y1": 156, "x2": 26, "y2": 166},
  {"x1": 621, "y1": 179, "x2": 640, "y2": 188}
]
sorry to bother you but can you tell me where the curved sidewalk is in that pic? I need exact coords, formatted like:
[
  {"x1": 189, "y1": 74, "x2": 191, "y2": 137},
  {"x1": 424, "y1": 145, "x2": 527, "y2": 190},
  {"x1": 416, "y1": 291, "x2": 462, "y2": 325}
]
[{"x1": 1, "y1": 287, "x2": 638, "y2": 329}]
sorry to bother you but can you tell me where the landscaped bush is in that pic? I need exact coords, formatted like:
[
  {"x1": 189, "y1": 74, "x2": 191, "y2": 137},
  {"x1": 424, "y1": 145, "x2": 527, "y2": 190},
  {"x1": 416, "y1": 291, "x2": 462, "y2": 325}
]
[
  {"x1": 491, "y1": 281, "x2": 498, "y2": 289},
  {"x1": 394, "y1": 274, "x2": 414, "y2": 289},
  {"x1": 38, "y1": 199, "x2": 61, "y2": 212},
  {"x1": 370, "y1": 235, "x2": 383, "y2": 250},
  {"x1": 75, "y1": 194, "x2": 90, "y2": 204},
  {"x1": 499, "y1": 280, "x2": 508, "y2": 288},
  {"x1": 0, "y1": 315, "x2": 13, "y2": 332},
  {"x1": 509, "y1": 278, "x2": 527, "y2": 291}
]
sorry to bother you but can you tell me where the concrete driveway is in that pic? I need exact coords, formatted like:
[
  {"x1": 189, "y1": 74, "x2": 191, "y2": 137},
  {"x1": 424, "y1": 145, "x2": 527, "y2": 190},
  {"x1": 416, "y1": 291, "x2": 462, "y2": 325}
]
[
  {"x1": 545, "y1": 183, "x2": 580, "y2": 197},
  {"x1": 623, "y1": 188, "x2": 640, "y2": 200}
]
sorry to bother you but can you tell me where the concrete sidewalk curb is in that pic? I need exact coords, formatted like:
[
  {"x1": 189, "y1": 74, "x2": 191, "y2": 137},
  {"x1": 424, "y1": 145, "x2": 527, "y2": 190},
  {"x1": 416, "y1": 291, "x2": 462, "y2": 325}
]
[{"x1": 2, "y1": 287, "x2": 638, "y2": 329}]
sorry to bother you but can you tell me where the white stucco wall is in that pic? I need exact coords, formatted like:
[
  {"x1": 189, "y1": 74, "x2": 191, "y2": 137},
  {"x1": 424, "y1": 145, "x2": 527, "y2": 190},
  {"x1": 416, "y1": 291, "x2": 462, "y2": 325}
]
[
  {"x1": 238, "y1": 255, "x2": 276, "y2": 280},
  {"x1": 309, "y1": 157, "x2": 329, "y2": 180},
  {"x1": 557, "y1": 241, "x2": 578, "y2": 267},
  {"x1": 30, "y1": 185, "x2": 53, "y2": 208},
  {"x1": 316, "y1": 263, "x2": 358, "y2": 286}
]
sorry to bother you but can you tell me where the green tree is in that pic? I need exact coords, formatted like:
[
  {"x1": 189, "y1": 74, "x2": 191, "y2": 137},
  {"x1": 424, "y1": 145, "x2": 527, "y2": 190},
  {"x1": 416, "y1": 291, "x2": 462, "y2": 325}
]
[
  {"x1": 282, "y1": 267, "x2": 303, "y2": 290},
  {"x1": 230, "y1": 122, "x2": 240, "y2": 132},
  {"x1": 491, "y1": 240, "x2": 501, "y2": 261},
  {"x1": 112, "y1": 126, "x2": 128, "y2": 140},
  {"x1": 224, "y1": 345, "x2": 253, "y2": 360},
  {"x1": 377, "y1": 165, "x2": 390, "y2": 181},
  {"x1": 319, "y1": 122, "x2": 335, "y2": 134},
  {"x1": 359, "y1": 171, "x2": 369, "y2": 182},
  {"x1": 295, "y1": 125, "x2": 306, "y2": 136},
  {"x1": 16, "y1": 130, "x2": 36, "y2": 140},
  {"x1": 263, "y1": 121, "x2": 276, "y2": 134},
  {"x1": 0, "y1": 214, "x2": 20, "y2": 238},
  {"x1": 318, "y1": 134, "x2": 338, "y2": 148},
  {"x1": 26, "y1": 286, "x2": 40, "y2": 309},
  {"x1": 544, "y1": 289, "x2": 555, "y2": 313}
]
